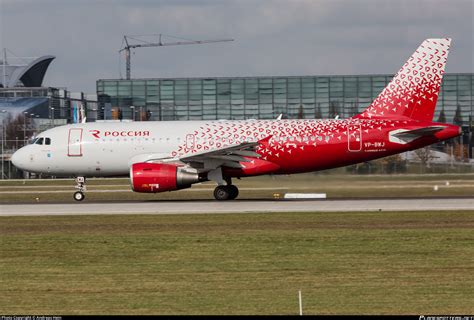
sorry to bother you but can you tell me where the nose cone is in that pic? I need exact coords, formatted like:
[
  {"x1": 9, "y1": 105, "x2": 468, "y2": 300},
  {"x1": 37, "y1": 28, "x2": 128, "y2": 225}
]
[{"x1": 11, "y1": 148, "x2": 28, "y2": 171}]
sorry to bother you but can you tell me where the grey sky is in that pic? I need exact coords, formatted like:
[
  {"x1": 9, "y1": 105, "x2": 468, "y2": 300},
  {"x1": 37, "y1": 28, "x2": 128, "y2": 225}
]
[{"x1": 0, "y1": 0, "x2": 472, "y2": 93}]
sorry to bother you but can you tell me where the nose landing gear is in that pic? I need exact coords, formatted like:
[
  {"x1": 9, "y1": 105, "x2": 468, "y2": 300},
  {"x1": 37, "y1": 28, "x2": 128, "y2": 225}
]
[{"x1": 73, "y1": 176, "x2": 86, "y2": 201}]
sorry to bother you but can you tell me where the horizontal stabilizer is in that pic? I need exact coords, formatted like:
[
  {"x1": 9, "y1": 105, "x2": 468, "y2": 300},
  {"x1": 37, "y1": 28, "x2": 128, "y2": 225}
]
[{"x1": 391, "y1": 126, "x2": 445, "y2": 143}]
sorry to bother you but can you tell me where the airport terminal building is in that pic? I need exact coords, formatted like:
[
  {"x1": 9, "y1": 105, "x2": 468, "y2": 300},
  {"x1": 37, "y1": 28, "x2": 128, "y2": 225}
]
[{"x1": 97, "y1": 73, "x2": 474, "y2": 126}]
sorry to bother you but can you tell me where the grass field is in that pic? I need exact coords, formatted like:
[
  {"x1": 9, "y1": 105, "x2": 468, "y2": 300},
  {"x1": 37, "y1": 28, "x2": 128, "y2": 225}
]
[
  {"x1": 1, "y1": 173, "x2": 474, "y2": 203},
  {"x1": 1, "y1": 210, "x2": 473, "y2": 315}
]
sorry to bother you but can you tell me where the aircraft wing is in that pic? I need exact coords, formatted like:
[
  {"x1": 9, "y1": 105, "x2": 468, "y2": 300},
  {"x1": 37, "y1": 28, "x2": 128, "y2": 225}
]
[
  {"x1": 179, "y1": 140, "x2": 264, "y2": 170},
  {"x1": 132, "y1": 136, "x2": 271, "y2": 171}
]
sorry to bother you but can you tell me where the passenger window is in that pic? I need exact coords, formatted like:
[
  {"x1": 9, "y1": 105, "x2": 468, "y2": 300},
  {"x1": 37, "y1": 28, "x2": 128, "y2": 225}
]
[
  {"x1": 35, "y1": 138, "x2": 44, "y2": 145},
  {"x1": 45, "y1": 138, "x2": 51, "y2": 145}
]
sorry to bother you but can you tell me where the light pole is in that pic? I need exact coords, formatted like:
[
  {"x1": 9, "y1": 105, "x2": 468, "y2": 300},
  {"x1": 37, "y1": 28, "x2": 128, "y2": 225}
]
[
  {"x1": 1, "y1": 110, "x2": 7, "y2": 180},
  {"x1": 1, "y1": 117, "x2": 3, "y2": 180},
  {"x1": 31, "y1": 114, "x2": 37, "y2": 140},
  {"x1": 130, "y1": 105, "x2": 135, "y2": 121},
  {"x1": 90, "y1": 108, "x2": 97, "y2": 122},
  {"x1": 26, "y1": 113, "x2": 38, "y2": 143},
  {"x1": 23, "y1": 111, "x2": 28, "y2": 146},
  {"x1": 50, "y1": 107, "x2": 55, "y2": 127}
]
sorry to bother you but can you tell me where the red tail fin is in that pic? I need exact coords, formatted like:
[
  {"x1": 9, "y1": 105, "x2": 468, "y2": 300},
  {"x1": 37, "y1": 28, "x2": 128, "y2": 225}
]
[{"x1": 355, "y1": 38, "x2": 451, "y2": 122}]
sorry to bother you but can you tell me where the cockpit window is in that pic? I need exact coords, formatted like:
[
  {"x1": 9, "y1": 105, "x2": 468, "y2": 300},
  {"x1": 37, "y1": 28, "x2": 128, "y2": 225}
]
[{"x1": 29, "y1": 137, "x2": 50, "y2": 145}]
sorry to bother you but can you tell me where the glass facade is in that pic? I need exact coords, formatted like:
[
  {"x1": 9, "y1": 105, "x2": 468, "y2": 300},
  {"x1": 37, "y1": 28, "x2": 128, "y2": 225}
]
[
  {"x1": 0, "y1": 87, "x2": 98, "y2": 128},
  {"x1": 97, "y1": 74, "x2": 474, "y2": 125}
]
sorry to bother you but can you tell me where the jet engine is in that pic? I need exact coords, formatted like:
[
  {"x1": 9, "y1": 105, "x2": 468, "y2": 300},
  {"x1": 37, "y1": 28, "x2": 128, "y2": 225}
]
[{"x1": 130, "y1": 163, "x2": 201, "y2": 193}]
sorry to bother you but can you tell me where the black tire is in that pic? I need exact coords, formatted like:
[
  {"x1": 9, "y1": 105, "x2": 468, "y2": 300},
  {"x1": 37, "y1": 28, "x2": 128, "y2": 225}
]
[
  {"x1": 214, "y1": 185, "x2": 230, "y2": 201},
  {"x1": 228, "y1": 185, "x2": 239, "y2": 200},
  {"x1": 73, "y1": 191, "x2": 85, "y2": 202}
]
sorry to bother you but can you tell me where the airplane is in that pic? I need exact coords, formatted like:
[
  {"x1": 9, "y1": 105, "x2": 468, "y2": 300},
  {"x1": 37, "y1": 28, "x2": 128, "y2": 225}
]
[{"x1": 11, "y1": 38, "x2": 461, "y2": 201}]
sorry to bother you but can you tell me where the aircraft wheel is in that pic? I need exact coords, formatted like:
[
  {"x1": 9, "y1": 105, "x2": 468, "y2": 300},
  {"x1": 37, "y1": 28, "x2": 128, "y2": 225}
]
[
  {"x1": 73, "y1": 191, "x2": 85, "y2": 202},
  {"x1": 228, "y1": 185, "x2": 239, "y2": 200},
  {"x1": 214, "y1": 185, "x2": 231, "y2": 201}
]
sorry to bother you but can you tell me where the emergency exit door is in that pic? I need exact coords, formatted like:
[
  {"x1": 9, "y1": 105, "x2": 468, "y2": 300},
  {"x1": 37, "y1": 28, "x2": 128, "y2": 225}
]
[
  {"x1": 186, "y1": 134, "x2": 195, "y2": 151},
  {"x1": 347, "y1": 123, "x2": 362, "y2": 152},
  {"x1": 68, "y1": 128, "x2": 83, "y2": 156}
]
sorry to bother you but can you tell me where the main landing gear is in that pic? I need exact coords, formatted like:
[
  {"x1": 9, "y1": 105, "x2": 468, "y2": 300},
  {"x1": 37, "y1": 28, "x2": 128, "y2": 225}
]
[
  {"x1": 213, "y1": 184, "x2": 239, "y2": 201},
  {"x1": 73, "y1": 176, "x2": 86, "y2": 201},
  {"x1": 207, "y1": 168, "x2": 239, "y2": 201}
]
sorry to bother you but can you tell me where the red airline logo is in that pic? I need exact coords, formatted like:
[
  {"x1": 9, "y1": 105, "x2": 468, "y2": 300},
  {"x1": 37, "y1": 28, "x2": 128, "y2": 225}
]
[{"x1": 89, "y1": 130, "x2": 150, "y2": 139}]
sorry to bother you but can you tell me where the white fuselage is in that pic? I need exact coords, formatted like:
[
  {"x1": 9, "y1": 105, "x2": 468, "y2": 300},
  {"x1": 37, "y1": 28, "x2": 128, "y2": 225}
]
[{"x1": 12, "y1": 121, "x2": 191, "y2": 176}]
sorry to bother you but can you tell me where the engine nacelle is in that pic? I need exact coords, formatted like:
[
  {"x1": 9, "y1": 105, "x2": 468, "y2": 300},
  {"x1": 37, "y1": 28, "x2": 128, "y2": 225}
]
[{"x1": 130, "y1": 163, "x2": 200, "y2": 193}]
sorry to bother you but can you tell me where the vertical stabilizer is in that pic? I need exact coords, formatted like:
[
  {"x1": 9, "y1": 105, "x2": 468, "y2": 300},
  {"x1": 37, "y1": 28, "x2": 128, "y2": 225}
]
[{"x1": 355, "y1": 38, "x2": 451, "y2": 121}]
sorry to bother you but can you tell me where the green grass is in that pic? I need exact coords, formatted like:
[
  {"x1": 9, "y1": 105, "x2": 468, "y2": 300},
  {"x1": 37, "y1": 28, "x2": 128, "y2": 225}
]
[{"x1": 1, "y1": 211, "x2": 473, "y2": 315}]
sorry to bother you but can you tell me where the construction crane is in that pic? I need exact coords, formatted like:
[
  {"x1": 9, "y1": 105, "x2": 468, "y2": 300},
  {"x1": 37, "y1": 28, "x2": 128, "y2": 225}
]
[{"x1": 119, "y1": 34, "x2": 234, "y2": 80}]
